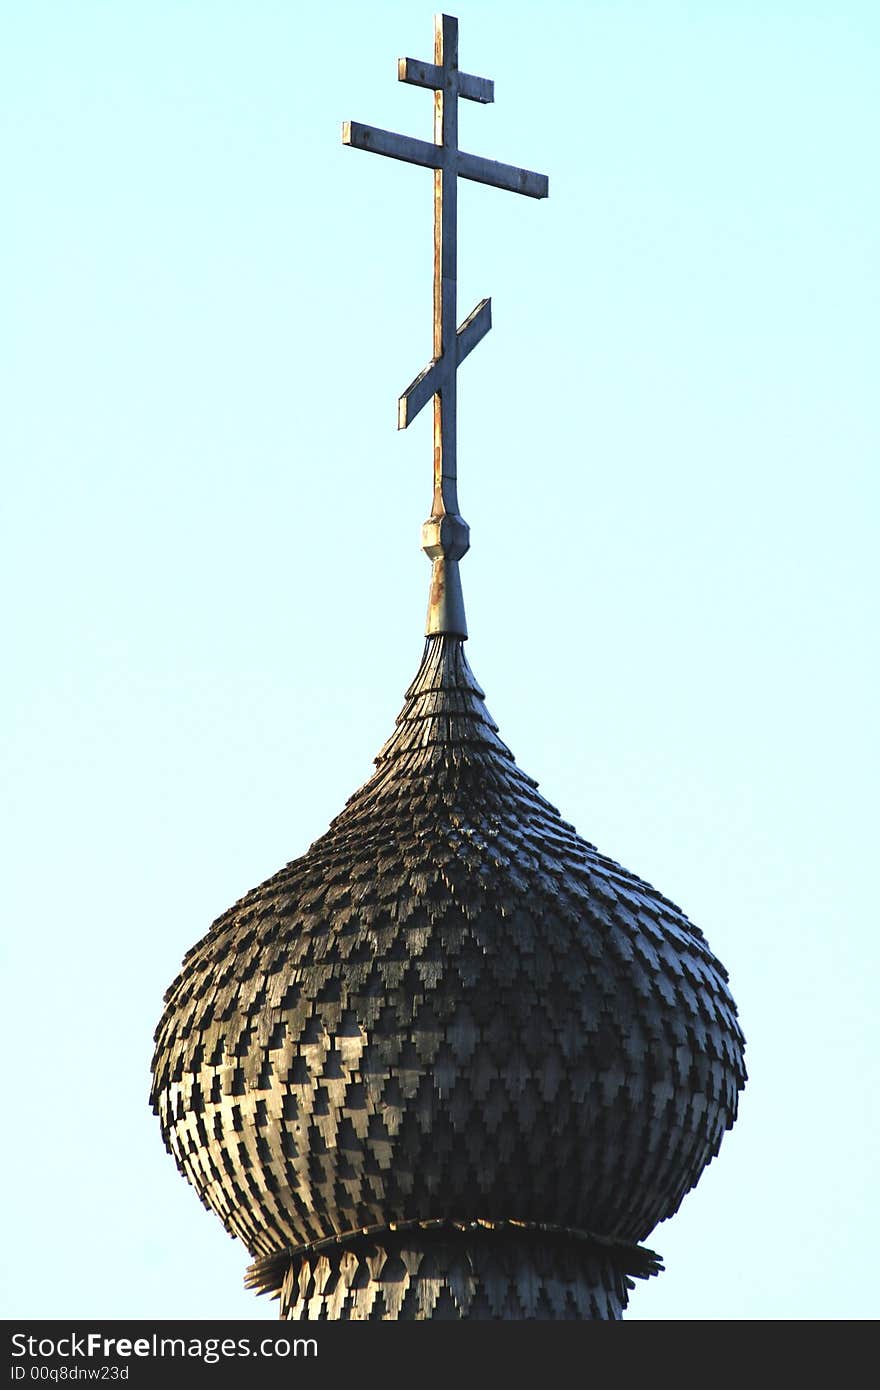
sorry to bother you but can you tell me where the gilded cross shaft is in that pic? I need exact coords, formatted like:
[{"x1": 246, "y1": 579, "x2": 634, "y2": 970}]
[{"x1": 343, "y1": 13, "x2": 548, "y2": 637}]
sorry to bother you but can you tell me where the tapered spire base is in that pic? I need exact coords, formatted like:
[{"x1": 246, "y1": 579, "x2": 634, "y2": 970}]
[
  {"x1": 422, "y1": 511, "x2": 470, "y2": 637},
  {"x1": 425, "y1": 556, "x2": 467, "y2": 638}
]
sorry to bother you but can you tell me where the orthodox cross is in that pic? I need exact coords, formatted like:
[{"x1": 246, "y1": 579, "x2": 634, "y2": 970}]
[{"x1": 343, "y1": 13, "x2": 548, "y2": 638}]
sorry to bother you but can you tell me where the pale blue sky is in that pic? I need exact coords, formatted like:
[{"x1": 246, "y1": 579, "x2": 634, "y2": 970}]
[{"x1": 2, "y1": 0, "x2": 877, "y2": 1320}]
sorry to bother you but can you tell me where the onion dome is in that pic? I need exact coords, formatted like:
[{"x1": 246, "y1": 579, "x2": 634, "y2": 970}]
[
  {"x1": 151, "y1": 634, "x2": 745, "y2": 1319},
  {"x1": 150, "y1": 13, "x2": 746, "y2": 1319}
]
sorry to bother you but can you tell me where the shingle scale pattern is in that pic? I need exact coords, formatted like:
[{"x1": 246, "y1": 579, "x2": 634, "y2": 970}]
[{"x1": 151, "y1": 634, "x2": 746, "y2": 1316}]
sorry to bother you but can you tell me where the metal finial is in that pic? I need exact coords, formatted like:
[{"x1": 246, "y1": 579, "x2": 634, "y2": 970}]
[{"x1": 343, "y1": 13, "x2": 548, "y2": 638}]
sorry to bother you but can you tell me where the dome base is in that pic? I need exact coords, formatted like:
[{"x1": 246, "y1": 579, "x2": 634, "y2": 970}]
[{"x1": 247, "y1": 1220, "x2": 661, "y2": 1321}]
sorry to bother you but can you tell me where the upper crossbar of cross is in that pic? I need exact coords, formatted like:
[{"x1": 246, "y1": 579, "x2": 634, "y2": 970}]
[{"x1": 343, "y1": 13, "x2": 547, "y2": 637}]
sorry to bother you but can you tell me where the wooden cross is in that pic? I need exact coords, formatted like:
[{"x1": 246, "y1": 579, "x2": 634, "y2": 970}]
[{"x1": 343, "y1": 13, "x2": 548, "y2": 637}]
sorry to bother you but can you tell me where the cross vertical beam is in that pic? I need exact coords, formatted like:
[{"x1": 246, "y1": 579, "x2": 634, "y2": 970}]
[
  {"x1": 343, "y1": 13, "x2": 548, "y2": 637},
  {"x1": 434, "y1": 14, "x2": 458, "y2": 525}
]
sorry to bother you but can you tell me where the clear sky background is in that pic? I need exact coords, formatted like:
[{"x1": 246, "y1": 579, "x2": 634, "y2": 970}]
[{"x1": 2, "y1": 0, "x2": 877, "y2": 1322}]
